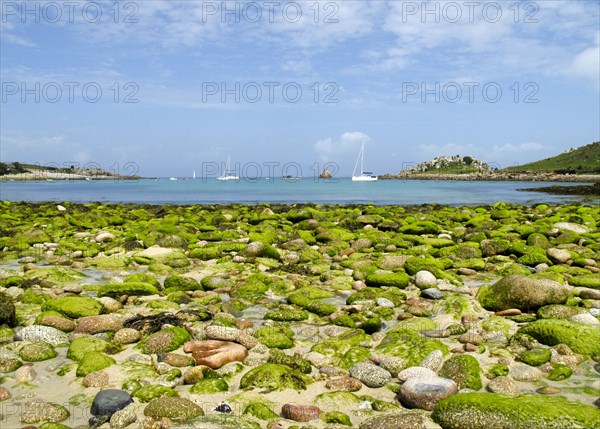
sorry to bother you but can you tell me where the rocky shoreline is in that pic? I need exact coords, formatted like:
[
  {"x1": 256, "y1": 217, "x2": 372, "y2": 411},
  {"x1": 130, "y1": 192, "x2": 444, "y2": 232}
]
[
  {"x1": 379, "y1": 172, "x2": 600, "y2": 183},
  {"x1": 0, "y1": 202, "x2": 599, "y2": 429},
  {"x1": 0, "y1": 171, "x2": 140, "y2": 181}
]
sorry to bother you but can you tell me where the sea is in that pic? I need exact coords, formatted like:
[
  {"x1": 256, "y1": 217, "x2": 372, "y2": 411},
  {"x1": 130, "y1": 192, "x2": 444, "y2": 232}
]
[{"x1": 0, "y1": 178, "x2": 597, "y2": 206}]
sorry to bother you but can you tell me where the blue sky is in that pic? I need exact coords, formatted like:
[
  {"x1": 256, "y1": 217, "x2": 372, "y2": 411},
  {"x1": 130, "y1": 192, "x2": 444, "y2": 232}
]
[{"x1": 1, "y1": 0, "x2": 599, "y2": 177}]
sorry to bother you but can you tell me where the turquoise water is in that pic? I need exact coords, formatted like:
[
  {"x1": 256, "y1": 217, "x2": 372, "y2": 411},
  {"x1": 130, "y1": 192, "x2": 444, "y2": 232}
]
[{"x1": 0, "y1": 178, "x2": 596, "y2": 205}]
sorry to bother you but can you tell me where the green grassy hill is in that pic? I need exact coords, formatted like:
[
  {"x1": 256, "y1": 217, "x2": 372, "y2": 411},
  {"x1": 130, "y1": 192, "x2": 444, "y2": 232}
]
[{"x1": 503, "y1": 142, "x2": 600, "y2": 174}]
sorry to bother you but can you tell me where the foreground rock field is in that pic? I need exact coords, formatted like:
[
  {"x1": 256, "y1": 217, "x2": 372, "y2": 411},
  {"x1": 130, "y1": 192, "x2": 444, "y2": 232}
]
[{"x1": 0, "y1": 201, "x2": 599, "y2": 429}]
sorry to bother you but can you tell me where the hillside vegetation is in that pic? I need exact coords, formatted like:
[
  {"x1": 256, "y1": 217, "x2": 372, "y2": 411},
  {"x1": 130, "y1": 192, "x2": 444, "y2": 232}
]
[
  {"x1": 400, "y1": 155, "x2": 491, "y2": 175},
  {"x1": 503, "y1": 142, "x2": 600, "y2": 174}
]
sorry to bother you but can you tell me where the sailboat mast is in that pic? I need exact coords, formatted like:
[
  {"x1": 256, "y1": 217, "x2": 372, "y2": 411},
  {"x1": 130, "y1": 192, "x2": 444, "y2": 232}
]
[{"x1": 361, "y1": 140, "x2": 365, "y2": 174}]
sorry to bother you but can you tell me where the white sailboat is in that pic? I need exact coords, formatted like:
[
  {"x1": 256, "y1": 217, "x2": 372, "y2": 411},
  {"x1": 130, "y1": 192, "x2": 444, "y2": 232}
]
[
  {"x1": 217, "y1": 156, "x2": 239, "y2": 181},
  {"x1": 352, "y1": 140, "x2": 378, "y2": 182}
]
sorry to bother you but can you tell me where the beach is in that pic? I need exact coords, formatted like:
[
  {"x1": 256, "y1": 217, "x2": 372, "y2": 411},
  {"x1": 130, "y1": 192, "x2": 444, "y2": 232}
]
[{"x1": 1, "y1": 201, "x2": 599, "y2": 428}]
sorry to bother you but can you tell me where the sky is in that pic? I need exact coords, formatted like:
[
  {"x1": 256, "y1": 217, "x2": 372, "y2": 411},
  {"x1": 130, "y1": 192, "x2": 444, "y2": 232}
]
[{"x1": 1, "y1": 0, "x2": 599, "y2": 178}]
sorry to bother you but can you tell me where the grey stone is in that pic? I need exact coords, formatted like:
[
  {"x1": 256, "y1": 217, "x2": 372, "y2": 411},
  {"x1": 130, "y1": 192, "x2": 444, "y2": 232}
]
[
  {"x1": 349, "y1": 362, "x2": 392, "y2": 388},
  {"x1": 398, "y1": 376, "x2": 458, "y2": 411},
  {"x1": 420, "y1": 288, "x2": 445, "y2": 300},
  {"x1": 359, "y1": 412, "x2": 427, "y2": 429},
  {"x1": 16, "y1": 325, "x2": 69, "y2": 347},
  {"x1": 487, "y1": 376, "x2": 520, "y2": 394},
  {"x1": 397, "y1": 366, "x2": 437, "y2": 382},
  {"x1": 419, "y1": 349, "x2": 444, "y2": 372},
  {"x1": 415, "y1": 271, "x2": 437, "y2": 288},
  {"x1": 510, "y1": 363, "x2": 542, "y2": 381}
]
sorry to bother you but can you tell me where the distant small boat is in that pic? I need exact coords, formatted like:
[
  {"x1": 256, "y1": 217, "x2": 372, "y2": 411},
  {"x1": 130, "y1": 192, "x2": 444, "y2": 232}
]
[
  {"x1": 217, "y1": 156, "x2": 239, "y2": 181},
  {"x1": 169, "y1": 177, "x2": 178, "y2": 181},
  {"x1": 282, "y1": 175, "x2": 301, "y2": 181},
  {"x1": 193, "y1": 169, "x2": 196, "y2": 180},
  {"x1": 352, "y1": 140, "x2": 377, "y2": 182}
]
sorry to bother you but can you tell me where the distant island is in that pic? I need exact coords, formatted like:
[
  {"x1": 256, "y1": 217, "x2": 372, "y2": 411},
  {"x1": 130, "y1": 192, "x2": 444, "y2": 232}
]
[
  {"x1": 381, "y1": 142, "x2": 600, "y2": 184},
  {"x1": 0, "y1": 162, "x2": 140, "y2": 181}
]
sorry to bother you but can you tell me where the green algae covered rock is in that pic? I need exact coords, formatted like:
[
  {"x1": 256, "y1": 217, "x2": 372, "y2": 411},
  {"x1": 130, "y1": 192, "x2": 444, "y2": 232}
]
[
  {"x1": 0, "y1": 291, "x2": 17, "y2": 328},
  {"x1": 375, "y1": 328, "x2": 449, "y2": 367},
  {"x1": 132, "y1": 384, "x2": 178, "y2": 402},
  {"x1": 144, "y1": 396, "x2": 204, "y2": 422},
  {"x1": 311, "y1": 329, "x2": 370, "y2": 362},
  {"x1": 97, "y1": 282, "x2": 159, "y2": 298},
  {"x1": 404, "y1": 257, "x2": 446, "y2": 275},
  {"x1": 569, "y1": 274, "x2": 600, "y2": 289},
  {"x1": 438, "y1": 355, "x2": 482, "y2": 390},
  {"x1": 346, "y1": 287, "x2": 406, "y2": 306},
  {"x1": 24, "y1": 267, "x2": 86, "y2": 283},
  {"x1": 19, "y1": 341, "x2": 57, "y2": 362},
  {"x1": 174, "y1": 414, "x2": 260, "y2": 429},
  {"x1": 67, "y1": 336, "x2": 115, "y2": 362},
  {"x1": 519, "y1": 348, "x2": 551, "y2": 366},
  {"x1": 321, "y1": 411, "x2": 352, "y2": 426},
  {"x1": 547, "y1": 363, "x2": 572, "y2": 381},
  {"x1": 42, "y1": 296, "x2": 102, "y2": 318},
  {"x1": 365, "y1": 272, "x2": 410, "y2": 288},
  {"x1": 137, "y1": 327, "x2": 190, "y2": 354},
  {"x1": 537, "y1": 304, "x2": 585, "y2": 320},
  {"x1": 254, "y1": 326, "x2": 294, "y2": 349},
  {"x1": 315, "y1": 391, "x2": 361, "y2": 407},
  {"x1": 243, "y1": 402, "x2": 279, "y2": 420},
  {"x1": 517, "y1": 319, "x2": 600, "y2": 356},
  {"x1": 268, "y1": 349, "x2": 312, "y2": 374},
  {"x1": 190, "y1": 378, "x2": 229, "y2": 394},
  {"x1": 432, "y1": 392, "x2": 600, "y2": 429},
  {"x1": 477, "y1": 274, "x2": 569, "y2": 311},
  {"x1": 239, "y1": 363, "x2": 308, "y2": 391},
  {"x1": 163, "y1": 275, "x2": 203, "y2": 292},
  {"x1": 264, "y1": 308, "x2": 308, "y2": 321},
  {"x1": 338, "y1": 346, "x2": 372, "y2": 370},
  {"x1": 124, "y1": 273, "x2": 160, "y2": 287},
  {"x1": 76, "y1": 351, "x2": 115, "y2": 376}
]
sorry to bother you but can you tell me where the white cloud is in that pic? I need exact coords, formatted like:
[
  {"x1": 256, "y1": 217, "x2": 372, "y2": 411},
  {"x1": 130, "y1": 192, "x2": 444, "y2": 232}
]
[
  {"x1": 570, "y1": 33, "x2": 600, "y2": 85},
  {"x1": 314, "y1": 131, "x2": 371, "y2": 161}
]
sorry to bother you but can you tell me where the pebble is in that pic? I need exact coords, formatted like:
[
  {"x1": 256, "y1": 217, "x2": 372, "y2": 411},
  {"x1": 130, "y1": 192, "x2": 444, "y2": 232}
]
[
  {"x1": 158, "y1": 353, "x2": 194, "y2": 367},
  {"x1": 457, "y1": 267, "x2": 477, "y2": 276},
  {"x1": 206, "y1": 325, "x2": 240, "y2": 342},
  {"x1": 420, "y1": 288, "x2": 444, "y2": 300},
  {"x1": 21, "y1": 400, "x2": 69, "y2": 424},
  {"x1": 38, "y1": 315, "x2": 76, "y2": 332},
  {"x1": 579, "y1": 289, "x2": 600, "y2": 300},
  {"x1": 110, "y1": 404, "x2": 138, "y2": 428},
  {"x1": 415, "y1": 271, "x2": 437, "y2": 288},
  {"x1": 90, "y1": 389, "x2": 133, "y2": 419},
  {"x1": 376, "y1": 297, "x2": 395, "y2": 308},
  {"x1": 487, "y1": 376, "x2": 519, "y2": 394},
  {"x1": 16, "y1": 325, "x2": 69, "y2": 347},
  {"x1": 397, "y1": 366, "x2": 437, "y2": 382},
  {"x1": 379, "y1": 357, "x2": 407, "y2": 376},
  {"x1": 325, "y1": 376, "x2": 363, "y2": 392},
  {"x1": 550, "y1": 354, "x2": 584, "y2": 369},
  {"x1": 75, "y1": 314, "x2": 123, "y2": 334},
  {"x1": 397, "y1": 376, "x2": 458, "y2": 411},
  {"x1": 359, "y1": 412, "x2": 426, "y2": 429},
  {"x1": 97, "y1": 296, "x2": 123, "y2": 313},
  {"x1": 349, "y1": 362, "x2": 392, "y2": 388},
  {"x1": 15, "y1": 365, "x2": 36, "y2": 383},
  {"x1": 419, "y1": 350, "x2": 444, "y2": 372},
  {"x1": 0, "y1": 386, "x2": 11, "y2": 401},
  {"x1": 510, "y1": 363, "x2": 543, "y2": 381},
  {"x1": 546, "y1": 248, "x2": 572, "y2": 263},
  {"x1": 537, "y1": 386, "x2": 561, "y2": 395},
  {"x1": 320, "y1": 366, "x2": 347, "y2": 377},
  {"x1": 495, "y1": 308, "x2": 521, "y2": 316},
  {"x1": 83, "y1": 371, "x2": 110, "y2": 388},
  {"x1": 568, "y1": 313, "x2": 600, "y2": 326},
  {"x1": 353, "y1": 280, "x2": 367, "y2": 291},
  {"x1": 114, "y1": 328, "x2": 140, "y2": 344},
  {"x1": 281, "y1": 404, "x2": 321, "y2": 422}
]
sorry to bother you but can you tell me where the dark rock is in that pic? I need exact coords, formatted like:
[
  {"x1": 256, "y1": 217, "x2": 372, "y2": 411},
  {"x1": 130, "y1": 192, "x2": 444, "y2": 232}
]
[
  {"x1": 0, "y1": 292, "x2": 17, "y2": 328},
  {"x1": 90, "y1": 389, "x2": 133, "y2": 421},
  {"x1": 214, "y1": 402, "x2": 233, "y2": 414},
  {"x1": 420, "y1": 288, "x2": 445, "y2": 300}
]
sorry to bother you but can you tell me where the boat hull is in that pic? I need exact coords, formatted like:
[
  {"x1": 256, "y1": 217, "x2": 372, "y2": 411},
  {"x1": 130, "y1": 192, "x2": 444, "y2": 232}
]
[{"x1": 352, "y1": 175, "x2": 378, "y2": 182}]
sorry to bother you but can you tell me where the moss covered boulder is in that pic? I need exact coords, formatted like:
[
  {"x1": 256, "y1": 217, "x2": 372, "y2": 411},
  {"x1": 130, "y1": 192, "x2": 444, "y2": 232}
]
[
  {"x1": 42, "y1": 296, "x2": 102, "y2": 318},
  {"x1": 517, "y1": 319, "x2": 600, "y2": 356},
  {"x1": 239, "y1": 363, "x2": 308, "y2": 390},
  {"x1": 375, "y1": 328, "x2": 449, "y2": 367},
  {"x1": 432, "y1": 393, "x2": 600, "y2": 429},
  {"x1": 243, "y1": 402, "x2": 279, "y2": 420},
  {"x1": 67, "y1": 336, "x2": 115, "y2": 362},
  {"x1": 189, "y1": 378, "x2": 229, "y2": 394},
  {"x1": 438, "y1": 355, "x2": 482, "y2": 390},
  {"x1": 254, "y1": 326, "x2": 295, "y2": 349},
  {"x1": 519, "y1": 348, "x2": 551, "y2": 366},
  {"x1": 569, "y1": 274, "x2": 600, "y2": 289},
  {"x1": 76, "y1": 351, "x2": 115, "y2": 376},
  {"x1": 137, "y1": 327, "x2": 190, "y2": 354},
  {"x1": 144, "y1": 396, "x2": 203, "y2": 422},
  {"x1": 0, "y1": 292, "x2": 17, "y2": 328},
  {"x1": 365, "y1": 272, "x2": 410, "y2": 288},
  {"x1": 163, "y1": 275, "x2": 202, "y2": 292},
  {"x1": 311, "y1": 329, "x2": 370, "y2": 363},
  {"x1": 477, "y1": 275, "x2": 569, "y2": 311},
  {"x1": 264, "y1": 308, "x2": 308, "y2": 321},
  {"x1": 132, "y1": 385, "x2": 178, "y2": 402},
  {"x1": 24, "y1": 267, "x2": 86, "y2": 283},
  {"x1": 97, "y1": 282, "x2": 159, "y2": 298},
  {"x1": 19, "y1": 342, "x2": 57, "y2": 362}
]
